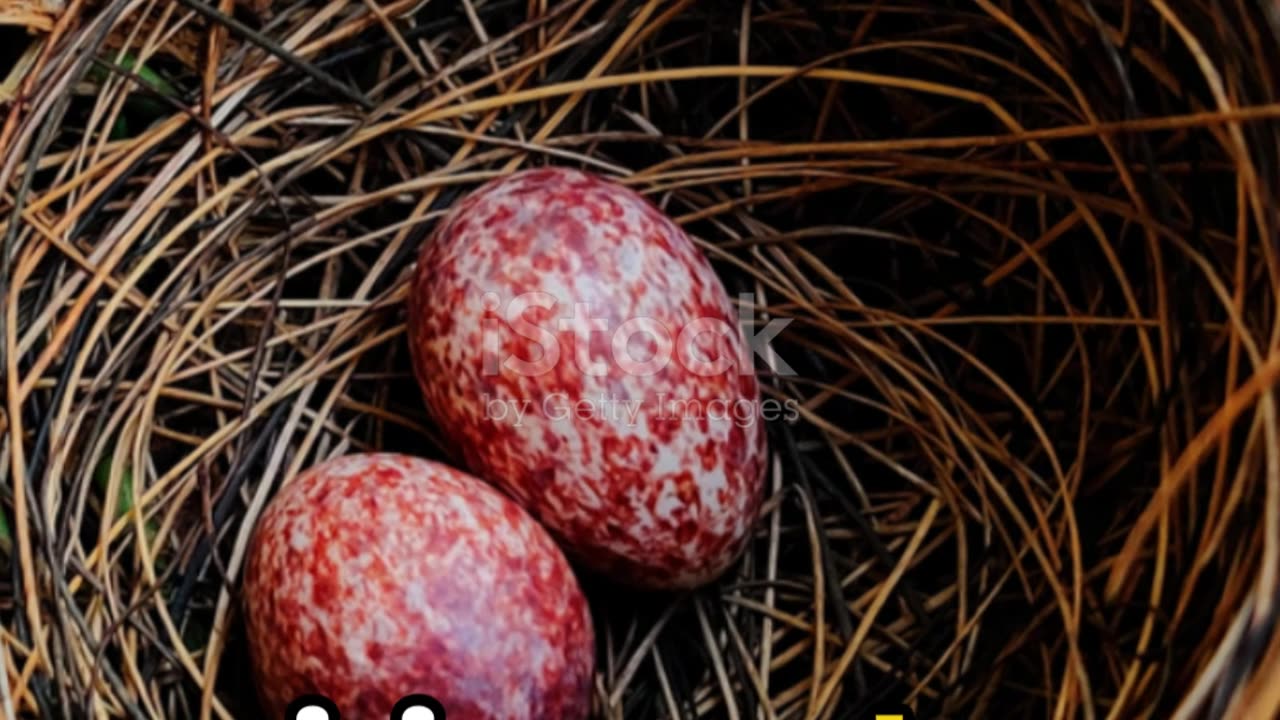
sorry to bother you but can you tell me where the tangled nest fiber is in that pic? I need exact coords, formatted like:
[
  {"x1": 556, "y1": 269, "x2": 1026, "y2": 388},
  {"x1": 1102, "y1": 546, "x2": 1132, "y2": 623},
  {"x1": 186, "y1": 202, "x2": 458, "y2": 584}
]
[{"x1": 2, "y1": 0, "x2": 1280, "y2": 717}]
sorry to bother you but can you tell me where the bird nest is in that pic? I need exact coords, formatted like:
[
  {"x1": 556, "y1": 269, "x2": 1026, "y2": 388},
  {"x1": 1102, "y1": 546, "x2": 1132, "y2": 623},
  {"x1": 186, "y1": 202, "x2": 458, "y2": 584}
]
[{"x1": 2, "y1": 1, "x2": 1280, "y2": 718}]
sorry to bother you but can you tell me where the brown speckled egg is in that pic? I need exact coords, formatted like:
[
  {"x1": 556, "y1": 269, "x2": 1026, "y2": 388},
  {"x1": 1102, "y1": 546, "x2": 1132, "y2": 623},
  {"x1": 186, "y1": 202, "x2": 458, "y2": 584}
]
[
  {"x1": 407, "y1": 167, "x2": 767, "y2": 589},
  {"x1": 242, "y1": 453, "x2": 595, "y2": 719}
]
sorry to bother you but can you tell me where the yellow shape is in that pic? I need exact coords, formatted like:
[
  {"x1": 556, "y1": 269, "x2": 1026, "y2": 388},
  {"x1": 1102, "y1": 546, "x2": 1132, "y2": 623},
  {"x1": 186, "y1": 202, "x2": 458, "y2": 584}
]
[{"x1": 876, "y1": 716, "x2": 905, "y2": 720}]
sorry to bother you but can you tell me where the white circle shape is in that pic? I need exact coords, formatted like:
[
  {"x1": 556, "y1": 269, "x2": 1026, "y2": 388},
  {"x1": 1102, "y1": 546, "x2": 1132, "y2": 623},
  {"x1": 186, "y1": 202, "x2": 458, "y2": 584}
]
[
  {"x1": 295, "y1": 706, "x2": 332, "y2": 720},
  {"x1": 402, "y1": 707, "x2": 436, "y2": 720}
]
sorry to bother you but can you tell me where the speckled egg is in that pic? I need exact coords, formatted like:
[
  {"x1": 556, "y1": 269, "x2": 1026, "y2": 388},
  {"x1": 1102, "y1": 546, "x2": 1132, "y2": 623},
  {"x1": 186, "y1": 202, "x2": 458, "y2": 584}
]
[
  {"x1": 242, "y1": 453, "x2": 595, "y2": 719},
  {"x1": 407, "y1": 167, "x2": 767, "y2": 589}
]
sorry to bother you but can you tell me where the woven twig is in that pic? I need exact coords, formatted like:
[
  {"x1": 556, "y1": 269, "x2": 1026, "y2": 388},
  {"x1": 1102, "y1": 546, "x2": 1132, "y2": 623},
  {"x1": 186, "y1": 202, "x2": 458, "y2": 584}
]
[{"x1": 1, "y1": 1, "x2": 1279, "y2": 718}]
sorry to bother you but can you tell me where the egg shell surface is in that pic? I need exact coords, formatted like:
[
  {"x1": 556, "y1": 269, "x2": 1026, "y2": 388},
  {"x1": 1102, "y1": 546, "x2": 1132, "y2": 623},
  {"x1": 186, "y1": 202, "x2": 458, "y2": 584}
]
[
  {"x1": 243, "y1": 452, "x2": 595, "y2": 720},
  {"x1": 407, "y1": 168, "x2": 767, "y2": 588}
]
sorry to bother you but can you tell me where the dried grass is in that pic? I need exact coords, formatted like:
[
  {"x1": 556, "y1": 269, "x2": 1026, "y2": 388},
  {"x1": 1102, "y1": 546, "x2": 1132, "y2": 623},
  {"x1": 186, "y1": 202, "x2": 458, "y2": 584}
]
[{"x1": 2, "y1": 1, "x2": 1280, "y2": 718}]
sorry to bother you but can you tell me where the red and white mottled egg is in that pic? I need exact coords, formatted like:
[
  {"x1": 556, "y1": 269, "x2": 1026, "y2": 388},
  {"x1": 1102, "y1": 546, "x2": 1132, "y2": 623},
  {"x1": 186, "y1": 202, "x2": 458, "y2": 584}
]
[
  {"x1": 407, "y1": 167, "x2": 767, "y2": 589},
  {"x1": 243, "y1": 453, "x2": 595, "y2": 719}
]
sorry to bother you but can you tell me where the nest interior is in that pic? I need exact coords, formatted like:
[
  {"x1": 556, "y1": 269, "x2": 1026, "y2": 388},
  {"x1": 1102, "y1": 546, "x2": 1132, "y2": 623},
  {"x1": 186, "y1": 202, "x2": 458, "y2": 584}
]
[{"x1": 2, "y1": 0, "x2": 1280, "y2": 718}]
